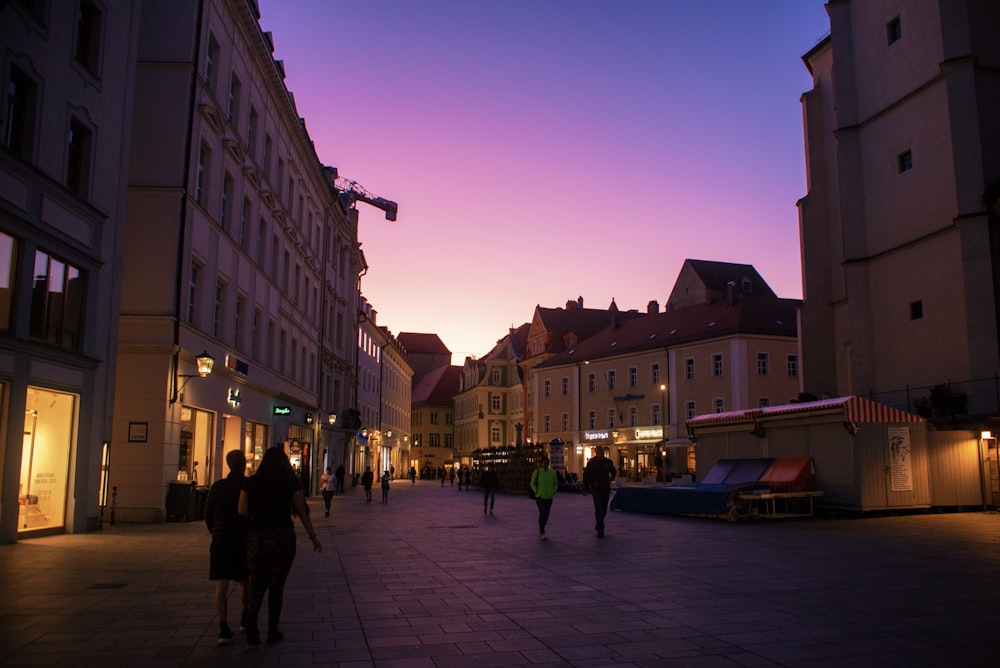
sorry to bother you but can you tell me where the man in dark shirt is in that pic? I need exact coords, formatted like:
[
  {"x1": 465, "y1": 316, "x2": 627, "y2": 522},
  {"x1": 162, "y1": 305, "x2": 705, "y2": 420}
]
[
  {"x1": 480, "y1": 465, "x2": 499, "y2": 515},
  {"x1": 583, "y1": 445, "x2": 617, "y2": 538},
  {"x1": 205, "y1": 450, "x2": 249, "y2": 645}
]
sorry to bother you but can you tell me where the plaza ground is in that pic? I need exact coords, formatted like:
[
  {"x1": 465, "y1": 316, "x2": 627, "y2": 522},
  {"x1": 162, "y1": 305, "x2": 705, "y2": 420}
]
[{"x1": 1, "y1": 479, "x2": 998, "y2": 667}]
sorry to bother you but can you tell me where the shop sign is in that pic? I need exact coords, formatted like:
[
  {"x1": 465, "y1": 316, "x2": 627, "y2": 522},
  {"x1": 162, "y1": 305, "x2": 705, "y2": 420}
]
[
  {"x1": 583, "y1": 430, "x2": 609, "y2": 441},
  {"x1": 634, "y1": 427, "x2": 663, "y2": 440},
  {"x1": 273, "y1": 406, "x2": 291, "y2": 416},
  {"x1": 225, "y1": 355, "x2": 250, "y2": 376}
]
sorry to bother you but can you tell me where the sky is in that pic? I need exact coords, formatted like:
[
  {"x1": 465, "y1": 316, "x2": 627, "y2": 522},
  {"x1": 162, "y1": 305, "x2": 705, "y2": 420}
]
[{"x1": 257, "y1": 0, "x2": 832, "y2": 365}]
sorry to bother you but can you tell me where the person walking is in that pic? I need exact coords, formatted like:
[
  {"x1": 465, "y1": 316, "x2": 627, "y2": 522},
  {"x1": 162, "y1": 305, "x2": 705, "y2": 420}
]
[
  {"x1": 480, "y1": 465, "x2": 499, "y2": 515},
  {"x1": 450, "y1": 467, "x2": 456, "y2": 487},
  {"x1": 439, "y1": 466, "x2": 446, "y2": 487},
  {"x1": 361, "y1": 466, "x2": 374, "y2": 502},
  {"x1": 205, "y1": 449, "x2": 249, "y2": 645},
  {"x1": 409, "y1": 465, "x2": 416, "y2": 484},
  {"x1": 238, "y1": 448, "x2": 321, "y2": 645},
  {"x1": 529, "y1": 456, "x2": 558, "y2": 540},
  {"x1": 334, "y1": 464, "x2": 346, "y2": 494},
  {"x1": 381, "y1": 469, "x2": 391, "y2": 503},
  {"x1": 583, "y1": 445, "x2": 618, "y2": 538},
  {"x1": 320, "y1": 467, "x2": 335, "y2": 517}
]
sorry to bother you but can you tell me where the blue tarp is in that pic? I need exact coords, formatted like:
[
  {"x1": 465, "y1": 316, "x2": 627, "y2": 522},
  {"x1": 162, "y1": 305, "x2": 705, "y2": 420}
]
[{"x1": 610, "y1": 459, "x2": 774, "y2": 517}]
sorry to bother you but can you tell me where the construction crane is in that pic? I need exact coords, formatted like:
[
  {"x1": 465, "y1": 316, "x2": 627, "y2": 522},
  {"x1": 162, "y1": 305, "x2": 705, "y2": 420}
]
[{"x1": 334, "y1": 175, "x2": 398, "y2": 222}]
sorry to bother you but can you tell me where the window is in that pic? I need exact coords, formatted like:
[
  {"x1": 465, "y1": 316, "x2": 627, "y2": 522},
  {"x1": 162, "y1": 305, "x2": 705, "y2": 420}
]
[
  {"x1": 561, "y1": 377, "x2": 569, "y2": 396},
  {"x1": 756, "y1": 352, "x2": 769, "y2": 376},
  {"x1": 628, "y1": 367, "x2": 637, "y2": 387},
  {"x1": 247, "y1": 106, "x2": 258, "y2": 155},
  {"x1": 543, "y1": 415, "x2": 550, "y2": 432},
  {"x1": 228, "y1": 74, "x2": 241, "y2": 124},
  {"x1": 607, "y1": 408, "x2": 616, "y2": 429},
  {"x1": 233, "y1": 295, "x2": 244, "y2": 348},
  {"x1": 588, "y1": 373, "x2": 596, "y2": 392},
  {"x1": 652, "y1": 404, "x2": 662, "y2": 426},
  {"x1": 251, "y1": 308, "x2": 261, "y2": 358},
  {"x1": 786, "y1": 355, "x2": 798, "y2": 378},
  {"x1": 607, "y1": 370, "x2": 616, "y2": 390},
  {"x1": 213, "y1": 280, "x2": 226, "y2": 338},
  {"x1": 187, "y1": 261, "x2": 201, "y2": 324},
  {"x1": 430, "y1": 412, "x2": 439, "y2": 424},
  {"x1": 587, "y1": 410, "x2": 596, "y2": 429},
  {"x1": 910, "y1": 300, "x2": 923, "y2": 320},
  {"x1": 66, "y1": 118, "x2": 93, "y2": 197},
  {"x1": 714, "y1": 398, "x2": 725, "y2": 413},
  {"x1": 758, "y1": 397, "x2": 771, "y2": 408},
  {"x1": 712, "y1": 353, "x2": 724, "y2": 377},
  {"x1": 561, "y1": 413, "x2": 568, "y2": 430},
  {"x1": 205, "y1": 33, "x2": 220, "y2": 90},
  {"x1": 239, "y1": 198, "x2": 250, "y2": 250},
  {"x1": 220, "y1": 172, "x2": 233, "y2": 231},
  {"x1": 685, "y1": 358, "x2": 695, "y2": 380},
  {"x1": 429, "y1": 433, "x2": 440, "y2": 447},
  {"x1": 262, "y1": 134, "x2": 272, "y2": 177},
  {"x1": 629, "y1": 406, "x2": 638, "y2": 427},
  {"x1": 686, "y1": 401, "x2": 696, "y2": 420},
  {"x1": 651, "y1": 363, "x2": 660, "y2": 384},
  {"x1": 491, "y1": 394, "x2": 501, "y2": 413},
  {"x1": 4, "y1": 66, "x2": 38, "y2": 160},
  {"x1": 491, "y1": 425, "x2": 501, "y2": 444},
  {"x1": 279, "y1": 329, "x2": 286, "y2": 373},
  {"x1": 196, "y1": 142, "x2": 210, "y2": 206},
  {"x1": 887, "y1": 16, "x2": 902, "y2": 44},
  {"x1": 256, "y1": 219, "x2": 266, "y2": 264},
  {"x1": 0, "y1": 232, "x2": 16, "y2": 331},
  {"x1": 898, "y1": 150, "x2": 913, "y2": 173},
  {"x1": 281, "y1": 250, "x2": 289, "y2": 291},
  {"x1": 491, "y1": 368, "x2": 501, "y2": 385},
  {"x1": 75, "y1": 0, "x2": 102, "y2": 75},
  {"x1": 29, "y1": 250, "x2": 84, "y2": 351},
  {"x1": 543, "y1": 380, "x2": 550, "y2": 398}
]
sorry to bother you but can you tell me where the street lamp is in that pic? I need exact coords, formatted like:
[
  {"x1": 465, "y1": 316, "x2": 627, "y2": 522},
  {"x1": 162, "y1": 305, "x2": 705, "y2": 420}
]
[
  {"x1": 171, "y1": 350, "x2": 214, "y2": 404},
  {"x1": 660, "y1": 383, "x2": 667, "y2": 481},
  {"x1": 327, "y1": 412, "x2": 337, "y2": 426}
]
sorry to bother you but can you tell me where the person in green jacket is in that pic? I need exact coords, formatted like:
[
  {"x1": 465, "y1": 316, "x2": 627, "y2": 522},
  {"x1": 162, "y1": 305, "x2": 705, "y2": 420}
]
[{"x1": 529, "y1": 456, "x2": 558, "y2": 540}]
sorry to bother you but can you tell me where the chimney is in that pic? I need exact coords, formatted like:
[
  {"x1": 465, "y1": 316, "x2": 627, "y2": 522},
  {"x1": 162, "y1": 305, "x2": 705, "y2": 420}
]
[
  {"x1": 647, "y1": 300, "x2": 659, "y2": 314},
  {"x1": 578, "y1": 296, "x2": 584, "y2": 309}
]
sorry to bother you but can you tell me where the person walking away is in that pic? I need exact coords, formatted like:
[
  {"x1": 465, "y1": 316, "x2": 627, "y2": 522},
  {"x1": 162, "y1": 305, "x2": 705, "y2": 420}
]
[
  {"x1": 361, "y1": 466, "x2": 374, "y2": 502},
  {"x1": 205, "y1": 449, "x2": 249, "y2": 645},
  {"x1": 529, "y1": 456, "x2": 558, "y2": 540},
  {"x1": 439, "y1": 466, "x2": 446, "y2": 487},
  {"x1": 320, "y1": 467, "x2": 334, "y2": 517},
  {"x1": 381, "y1": 469, "x2": 391, "y2": 503},
  {"x1": 409, "y1": 465, "x2": 417, "y2": 484},
  {"x1": 238, "y1": 448, "x2": 321, "y2": 645},
  {"x1": 583, "y1": 445, "x2": 618, "y2": 538},
  {"x1": 463, "y1": 466, "x2": 471, "y2": 490},
  {"x1": 335, "y1": 464, "x2": 346, "y2": 493},
  {"x1": 450, "y1": 467, "x2": 456, "y2": 487},
  {"x1": 480, "y1": 465, "x2": 499, "y2": 515}
]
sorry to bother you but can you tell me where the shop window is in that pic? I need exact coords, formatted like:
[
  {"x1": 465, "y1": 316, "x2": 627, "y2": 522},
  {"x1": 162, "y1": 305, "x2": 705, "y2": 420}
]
[
  {"x1": 179, "y1": 405, "x2": 215, "y2": 484},
  {"x1": 20, "y1": 387, "x2": 77, "y2": 533},
  {"x1": 29, "y1": 250, "x2": 84, "y2": 351},
  {"x1": 0, "y1": 231, "x2": 16, "y2": 331},
  {"x1": 244, "y1": 421, "x2": 267, "y2": 474}
]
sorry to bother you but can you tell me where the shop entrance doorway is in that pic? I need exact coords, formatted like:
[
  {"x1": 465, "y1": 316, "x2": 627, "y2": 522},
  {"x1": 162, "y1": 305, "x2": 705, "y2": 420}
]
[{"x1": 20, "y1": 387, "x2": 77, "y2": 533}]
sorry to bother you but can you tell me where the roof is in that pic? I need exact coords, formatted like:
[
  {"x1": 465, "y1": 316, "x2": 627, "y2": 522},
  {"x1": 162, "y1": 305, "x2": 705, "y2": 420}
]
[
  {"x1": 686, "y1": 396, "x2": 924, "y2": 428},
  {"x1": 537, "y1": 295, "x2": 799, "y2": 368},
  {"x1": 412, "y1": 365, "x2": 462, "y2": 405},
  {"x1": 397, "y1": 332, "x2": 451, "y2": 356}
]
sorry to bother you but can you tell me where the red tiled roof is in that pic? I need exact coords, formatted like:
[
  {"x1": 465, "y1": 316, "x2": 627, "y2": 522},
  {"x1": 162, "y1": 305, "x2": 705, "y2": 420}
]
[
  {"x1": 412, "y1": 365, "x2": 462, "y2": 405},
  {"x1": 397, "y1": 332, "x2": 451, "y2": 355}
]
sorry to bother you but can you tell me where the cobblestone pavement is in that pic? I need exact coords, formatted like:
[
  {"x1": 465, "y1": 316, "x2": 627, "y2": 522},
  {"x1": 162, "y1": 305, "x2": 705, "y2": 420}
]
[{"x1": 1, "y1": 480, "x2": 999, "y2": 667}]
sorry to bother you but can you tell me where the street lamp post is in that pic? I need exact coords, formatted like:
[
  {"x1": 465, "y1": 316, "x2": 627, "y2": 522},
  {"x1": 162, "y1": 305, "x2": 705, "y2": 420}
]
[{"x1": 660, "y1": 384, "x2": 667, "y2": 482}]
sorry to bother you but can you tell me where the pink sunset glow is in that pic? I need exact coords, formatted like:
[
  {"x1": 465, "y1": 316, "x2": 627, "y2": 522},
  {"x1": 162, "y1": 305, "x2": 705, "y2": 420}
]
[{"x1": 258, "y1": 0, "x2": 831, "y2": 364}]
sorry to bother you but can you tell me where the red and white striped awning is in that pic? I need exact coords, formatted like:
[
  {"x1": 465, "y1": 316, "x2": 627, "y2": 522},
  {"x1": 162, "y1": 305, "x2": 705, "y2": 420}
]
[{"x1": 686, "y1": 396, "x2": 924, "y2": 428}]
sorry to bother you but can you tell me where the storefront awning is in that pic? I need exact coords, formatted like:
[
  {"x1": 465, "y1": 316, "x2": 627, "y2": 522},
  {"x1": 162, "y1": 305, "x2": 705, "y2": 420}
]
[{"x1": 686, "y1": 395, "x2": 924, "y2": 428}]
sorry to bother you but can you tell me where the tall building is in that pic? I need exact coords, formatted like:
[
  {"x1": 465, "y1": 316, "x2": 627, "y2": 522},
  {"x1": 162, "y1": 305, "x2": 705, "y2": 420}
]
[
  {"x1": 409, "y1": 364, "x2": 461, "y2": 477},
  {"x1": 0, "y1": 1, "x2": 141, "y2": 542},
  {"x1": 799, "y1": 0, "x2": 1000, "y2": 415},
  {"x1": 111, "y1": 0, "x2": 362, "y2": 521}
]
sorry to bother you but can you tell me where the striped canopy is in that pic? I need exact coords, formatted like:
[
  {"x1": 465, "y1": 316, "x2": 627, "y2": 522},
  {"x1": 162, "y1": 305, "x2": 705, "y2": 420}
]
[{"x1": 686, "y1": 396, "x2": 924, "y2": 428}]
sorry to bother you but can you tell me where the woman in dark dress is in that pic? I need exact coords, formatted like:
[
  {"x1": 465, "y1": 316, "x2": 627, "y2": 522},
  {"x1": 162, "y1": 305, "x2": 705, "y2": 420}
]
[{"x1": 238, "y1": 447, "x2": 321, "y2": 644}]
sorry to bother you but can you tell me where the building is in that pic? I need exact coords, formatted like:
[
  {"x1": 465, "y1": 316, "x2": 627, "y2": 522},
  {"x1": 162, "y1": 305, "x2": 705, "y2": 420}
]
[
  {"x1": 409, "y1": 364, "x2": 461, "y2": 478},
  {"x1": 111, "y1": 0, "x2": 362, "y2": 521},
  {"x1": 532, "y1": 260, "x2": 801, "y2": 480},
  {"x1": 397, "y1": 332, "x2": 452, "y2": 376},
  {"x1": 377, "y1": 324, "x2": 413, "y2": 479},
  {"x1": 798, "y1": 0, "x2": 1000, "y2": 414},
  {"x1": 453, "y1": 324, "x2": 529, "y2": 465},
  {"x1": 0, "y1": 1, "x2": 142, "y2": 542}
]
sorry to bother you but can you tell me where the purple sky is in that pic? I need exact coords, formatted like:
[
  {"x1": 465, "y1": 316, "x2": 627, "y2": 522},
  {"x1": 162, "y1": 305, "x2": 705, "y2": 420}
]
[{"x1": 258, "y1": 0, "x2": 831, "y2": 364}]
